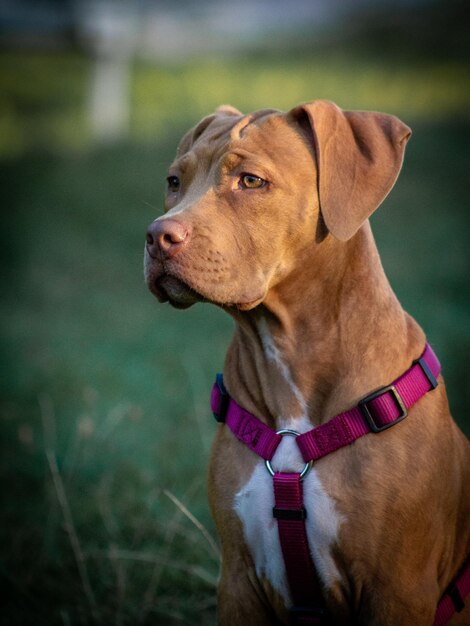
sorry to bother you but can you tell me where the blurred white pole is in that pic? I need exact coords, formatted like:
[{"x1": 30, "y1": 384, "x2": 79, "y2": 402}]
[
  {"x1": 77, "y1": 1, "x2": 138, "y2": 142},
  {"x1": 89, "y1": 52, "x2": 131, "y2": 141}
]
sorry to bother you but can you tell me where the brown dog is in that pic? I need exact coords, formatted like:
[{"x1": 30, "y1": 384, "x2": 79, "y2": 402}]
[{"x1": 144, "y1": 101, "x2": 470, "y2": 625}]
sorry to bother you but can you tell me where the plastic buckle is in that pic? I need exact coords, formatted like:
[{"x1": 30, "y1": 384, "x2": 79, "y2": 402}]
[
  {"x1": 212, "y1": 373, "x2": 229, "y2": 423},
  {"x1": 414, "y1": 355, "x2": 438, "y2": 390},
  {"x1": 273, "y1": 506, "x2": 307, "y2": 521},
  {"x1": 359, "y1": 384, "x2": 408, "y2": 433},
  {"x1": 448, "y1": 583, "x2": 465, "y2": 613}
]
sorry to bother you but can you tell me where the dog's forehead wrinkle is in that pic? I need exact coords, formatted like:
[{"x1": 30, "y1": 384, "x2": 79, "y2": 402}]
[
  {"x1": 205, "y1": 125, "x2": 235, "y2": 144},
  {"x1": 230, "y1": 114, "x2": 254, "y2": 141},
  {"x1": 222, "y1": 148, "x2": 274, "y2": 175},
  {"x1": 171, "y1": 151, "x2": 195, "y2": 173},
  {"x1": 194, "y1": 114, "x2": 245, "y2": 147},
  {"x1": 228, "y1": 115, "x2": 260, "y2": 143},
  {"x1": 176, "y1": 114, "x2": 242, "y2": 161},
  {"x1": 228, "y1": 110, "x2": 278, "y2": 141}
]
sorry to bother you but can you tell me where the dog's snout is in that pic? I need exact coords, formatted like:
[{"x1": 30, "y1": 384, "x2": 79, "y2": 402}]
[{"x1": 146, "y1": 219, "x2": 189, "y2": 259}]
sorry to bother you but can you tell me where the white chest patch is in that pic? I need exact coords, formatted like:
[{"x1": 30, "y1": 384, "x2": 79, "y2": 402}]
[{"x1": 233, "y1": 417, "x2": 345, "y2": 603}]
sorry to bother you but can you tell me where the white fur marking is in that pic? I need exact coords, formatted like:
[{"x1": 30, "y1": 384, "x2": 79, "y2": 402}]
[
  {"x1": 234, "y1": 462, "x2": 290, "y2": 601},
  {"x1": 257, "y1": 318, "x2": 308, "y2": 417},
  {"x1": 235, "y1": 416, "x2": 344, "y2": 602}
]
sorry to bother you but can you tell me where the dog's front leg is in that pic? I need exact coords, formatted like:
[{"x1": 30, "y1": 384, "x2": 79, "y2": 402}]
[
  {"x1": 217, "y1": 561, "x2": 284, "y2": 626},
  {"x1": 355, "y1": 583, "x2": 440, "y2": 626}
]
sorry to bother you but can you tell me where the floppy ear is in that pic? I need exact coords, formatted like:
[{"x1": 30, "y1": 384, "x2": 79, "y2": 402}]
[
  {"x1": 215, "y1": 104, "x2": 243, "y2": 116},
  {"x1": 290, "y1": 100, "x2": 411, "y2": 241}
]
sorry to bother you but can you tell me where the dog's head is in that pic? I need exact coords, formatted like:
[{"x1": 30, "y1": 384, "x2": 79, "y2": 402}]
[{"x1": 144, "y1": 100, "x2": 411, "y2": 310}]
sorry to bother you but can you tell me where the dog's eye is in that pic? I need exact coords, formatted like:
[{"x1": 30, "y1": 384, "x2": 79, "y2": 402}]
[
  {"x1": 239, "y1": 174, "x2": 267, "y2": 189},
  {"x1": 167, "y1": 176, "x2": 181, "y2": 193}
]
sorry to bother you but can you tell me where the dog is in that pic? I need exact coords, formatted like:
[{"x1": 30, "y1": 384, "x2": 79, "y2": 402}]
[{"x1": 144, "y1": 100, "x2": 470, "y2": 625}]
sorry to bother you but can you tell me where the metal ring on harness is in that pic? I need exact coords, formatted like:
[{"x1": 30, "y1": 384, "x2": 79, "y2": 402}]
[{"x1": 265, "y1": 429, "x2": 313, "y2": 480}]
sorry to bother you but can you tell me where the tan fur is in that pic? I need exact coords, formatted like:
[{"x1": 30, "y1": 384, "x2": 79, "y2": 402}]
[{"x1": 144, "y1": 100, "x2": 470, "y2": 625}]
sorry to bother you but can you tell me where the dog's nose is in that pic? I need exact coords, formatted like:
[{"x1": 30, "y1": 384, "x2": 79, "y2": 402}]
[{"x1": 146, "y1": 219, "x2": 189, "y2": 259}]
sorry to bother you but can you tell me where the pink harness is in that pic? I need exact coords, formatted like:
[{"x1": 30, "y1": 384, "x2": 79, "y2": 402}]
[{"x1": 210, "y1": 344, "x2": 470, "y2": 625}]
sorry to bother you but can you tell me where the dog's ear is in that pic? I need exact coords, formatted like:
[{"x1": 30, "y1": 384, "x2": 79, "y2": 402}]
[
  {"x1": 177, "y1": 106, "x2": 243, "y2": 156},
  {"x1": 215, "y1": 104, "x2": 243, "y2": 116},
  {"x1": 289, "y1": 100, "x2": 411, "y2": 241}
]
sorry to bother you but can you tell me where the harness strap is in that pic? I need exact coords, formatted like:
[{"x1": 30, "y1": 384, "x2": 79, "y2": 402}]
[
  {"x1": 434, "y1": 556, "x2": 470, "y2": 626},
  {"x1": 211, "y1": 373, "x2": 282, "y2": 459},
  {"x1": 273, "y1": 472, "x2": 324, "y2": 624},
  {"x1": 211, "y1": 344, "x2": 440, "y2": 465},
  {"x1": 296, "y1": 343, "x2": 440, "y2": 463}
]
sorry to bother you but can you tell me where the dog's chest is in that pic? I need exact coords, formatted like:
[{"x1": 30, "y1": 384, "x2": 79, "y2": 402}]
[{"x1": 233, "y1": 426, "x2": 344, "y2": 602}]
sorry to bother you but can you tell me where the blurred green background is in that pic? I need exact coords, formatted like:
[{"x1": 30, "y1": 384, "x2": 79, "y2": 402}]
[{"x1": 1, "y1": 1, "x2": 469, "y2": 624}]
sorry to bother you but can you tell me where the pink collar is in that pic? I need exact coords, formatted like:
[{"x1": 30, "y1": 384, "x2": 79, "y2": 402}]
[{"x1": 210, "y1": 343, "x2": 469, "y2": 625}]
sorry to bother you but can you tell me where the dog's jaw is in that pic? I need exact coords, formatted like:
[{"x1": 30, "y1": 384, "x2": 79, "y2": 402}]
[{"x1": 144, "y1": 247, "x2": 267, "y2": 311}]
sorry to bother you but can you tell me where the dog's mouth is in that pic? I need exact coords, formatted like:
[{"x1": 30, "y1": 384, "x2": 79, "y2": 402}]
[
  {"x1": 153, "y1": 275, "x2": 202, "y2": 309},
  {"x1": 150, "y1": 272, "x2": 264, "y2": 311}
]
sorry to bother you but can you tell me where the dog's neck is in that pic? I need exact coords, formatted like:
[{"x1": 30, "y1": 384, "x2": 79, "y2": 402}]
[{"x1": 222, "y1": 223, "x2": 425, "y2": 428}]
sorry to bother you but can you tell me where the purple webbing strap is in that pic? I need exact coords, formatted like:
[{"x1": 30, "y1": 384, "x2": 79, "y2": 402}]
[
  {"x1": 273, "y1": 473, "x2": 323, "y2": 625},
  {"x1": 225, "y1": 401, "x2": 282, "y2": 460},
  {"x1": 296, "y1": 344, "x2": 440, "y2": 463},
  {"x1": 433, "y1": 556, "x2": 470, "y2": 626},
  {"x1": 210, "y1": 383, "x2": 282, "y2": 460}
]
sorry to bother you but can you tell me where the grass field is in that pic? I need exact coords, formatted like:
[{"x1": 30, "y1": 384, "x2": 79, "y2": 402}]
[{"x1": 1, "y1": 48, "x2": 469, "y2": 624}]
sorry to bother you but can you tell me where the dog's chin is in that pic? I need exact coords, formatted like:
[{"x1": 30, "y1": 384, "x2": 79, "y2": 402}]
[
  {"x1": 229, "y1": 296, "x2": 265, "y2": 312},
  {"x1": 155, "y1": 276, "x2": 201, "y2": 309},
  {"x1": 152, "y1": 274, "x2": 265, "y2": 311}
]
